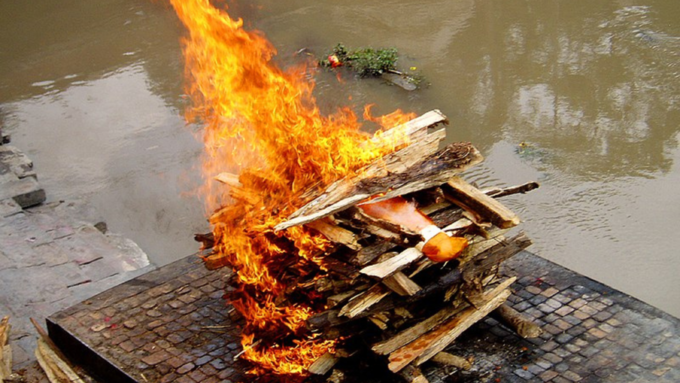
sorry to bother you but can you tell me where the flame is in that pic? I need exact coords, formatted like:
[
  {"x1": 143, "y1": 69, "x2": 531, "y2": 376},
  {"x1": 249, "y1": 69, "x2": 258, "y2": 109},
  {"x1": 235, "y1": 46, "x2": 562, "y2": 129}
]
[{"x1": 169, "y1": 0, "x2": 414, "y2": 377}]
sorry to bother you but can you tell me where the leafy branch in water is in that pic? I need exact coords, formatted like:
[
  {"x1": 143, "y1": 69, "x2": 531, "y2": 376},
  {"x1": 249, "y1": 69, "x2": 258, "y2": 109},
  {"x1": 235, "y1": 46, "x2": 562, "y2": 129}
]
[
  {"x1": 321, "y1": 43, "x2": 398, "y2": 77},
  {"x1": 320, "y1": 43, "x2": 426, "y2": 90}
]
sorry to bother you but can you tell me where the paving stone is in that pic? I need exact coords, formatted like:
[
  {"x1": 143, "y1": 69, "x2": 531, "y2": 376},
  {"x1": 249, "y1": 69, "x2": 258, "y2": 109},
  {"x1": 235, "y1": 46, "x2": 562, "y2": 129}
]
[{"x1": 538, "y1": 369, "x2": 558, "y2": 381}]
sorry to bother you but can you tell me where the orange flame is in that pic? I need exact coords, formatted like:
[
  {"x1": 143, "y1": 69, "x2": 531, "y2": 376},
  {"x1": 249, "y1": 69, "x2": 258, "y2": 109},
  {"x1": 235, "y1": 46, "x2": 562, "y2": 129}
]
[{"x1": 169, "y1": 0, "x2": 414, "y2": 377}]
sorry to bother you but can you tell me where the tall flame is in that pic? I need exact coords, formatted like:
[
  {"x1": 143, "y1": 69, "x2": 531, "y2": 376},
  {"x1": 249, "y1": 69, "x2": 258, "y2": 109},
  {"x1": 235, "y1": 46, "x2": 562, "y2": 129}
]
[{"x1": 169, "y1": 0, "x2": 414, "y2": 377}]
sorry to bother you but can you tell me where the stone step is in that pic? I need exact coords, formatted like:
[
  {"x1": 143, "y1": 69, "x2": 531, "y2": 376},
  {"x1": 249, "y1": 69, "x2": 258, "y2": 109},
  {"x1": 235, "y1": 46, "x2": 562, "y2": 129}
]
[{"x1": 0, "y1": 176, "x2": 46, "y2": 208}]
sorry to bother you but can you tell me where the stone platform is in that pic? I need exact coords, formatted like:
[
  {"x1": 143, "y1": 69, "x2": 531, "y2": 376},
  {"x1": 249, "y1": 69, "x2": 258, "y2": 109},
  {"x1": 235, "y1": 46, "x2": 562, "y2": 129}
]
[{"x1": 47, "y1": 250, "x2": 680, "y2": 383}]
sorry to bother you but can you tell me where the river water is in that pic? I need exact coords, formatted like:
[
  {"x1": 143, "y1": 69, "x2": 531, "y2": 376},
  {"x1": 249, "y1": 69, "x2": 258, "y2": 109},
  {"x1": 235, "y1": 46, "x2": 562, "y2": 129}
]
[{"x1": 1, "y1": 1, "x2": 679, "y2": 317}]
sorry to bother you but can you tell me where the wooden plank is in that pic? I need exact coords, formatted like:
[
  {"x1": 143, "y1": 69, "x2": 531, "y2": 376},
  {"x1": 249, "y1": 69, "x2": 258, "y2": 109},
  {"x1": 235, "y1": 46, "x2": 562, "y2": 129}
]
[{"x1": 360, "y1": 247, "x2": 423, "y2": 279}]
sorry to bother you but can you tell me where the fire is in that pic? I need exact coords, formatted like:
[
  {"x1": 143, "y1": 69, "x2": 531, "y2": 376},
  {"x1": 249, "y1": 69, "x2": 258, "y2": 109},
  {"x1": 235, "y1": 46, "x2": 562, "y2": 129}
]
[{"x1": 169, "y1": 0, "x2": 415, "y2": 377}]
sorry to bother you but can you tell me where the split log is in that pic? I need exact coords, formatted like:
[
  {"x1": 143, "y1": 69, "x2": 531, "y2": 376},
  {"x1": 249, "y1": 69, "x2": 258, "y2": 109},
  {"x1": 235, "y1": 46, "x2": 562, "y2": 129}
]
[
  {"x1": 35, "y1": 338, "x2": 85, "y2": 383},
  {"x1": 430, "y1": 352, "x2": 472, "y2": 370},
  {"x1": 360, "y1": 247, "x2": 423, "y2": 279},
  {"x1": 339, "y1": 285, "x2": 391, "y2": 318},
  {"x1": 382, "y1": 272, "x2": 422, "y2": 296},
  {"x1": 387, "y1": 278, "x2": 515, "y2": 372},
  {"x1": 0, "y1": 316, "x2": 11, "y2": 381},
  {"x1": 492, "y1": 303, "x2": 543, "y2": 338},
  {"x1": 442, "y1": 177, "x2": 520, "y2": 229}
]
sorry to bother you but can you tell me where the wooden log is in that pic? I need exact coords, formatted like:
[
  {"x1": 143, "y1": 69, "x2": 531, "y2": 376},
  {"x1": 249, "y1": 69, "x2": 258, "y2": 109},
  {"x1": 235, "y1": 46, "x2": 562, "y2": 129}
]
[
  {"x1": 308, "y1": 352, "x2": 339, "y2": 375},
  {"x1": 398, "y1": 364, "x2": 429, "y2": 383},
  {"x1": 387, "y1": 278, "x2": 514, "y2": 372},
  {"x1": 306, "y1": 217, "x2": 361, "y2": 251},
  {"x1": 430, "y1": 352, "x2": 472, "y2": 370},
  {"x1": 492, "y1": 303, "x2": 543, "y2": 338},
  {"x1": 442, "y1": 177, "x2": 520, "y2": 229},
  {"x1": 339, "y1": 284, "x2": 391, "y2": 318},
  {"x1": 275, "y1": 140, "x2": 482, "y2": 231},
  {"x1": 360, "y1": 247, "x2": 423, "y2": 279},
  {"x1": 382, "y1": 272, "x2": 422, "y2": 296}
]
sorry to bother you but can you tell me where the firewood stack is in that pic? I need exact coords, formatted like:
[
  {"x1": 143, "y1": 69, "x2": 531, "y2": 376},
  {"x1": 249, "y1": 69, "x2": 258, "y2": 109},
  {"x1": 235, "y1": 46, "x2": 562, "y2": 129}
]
[{"x1": 207, "y1": 110, "x2": 541, "y2": 382}]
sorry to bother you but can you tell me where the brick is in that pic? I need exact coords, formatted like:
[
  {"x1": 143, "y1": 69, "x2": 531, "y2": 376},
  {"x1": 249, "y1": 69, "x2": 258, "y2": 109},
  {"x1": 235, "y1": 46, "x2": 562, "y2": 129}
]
[
  {"x1": 539, "y1": 370, "x2": 559, "y2": 381},
  {"x1": 541, "y1": 287, "x2": 559, "y2": 297},
  {"x1": 569, "y1": 298, "x2": 587, "y2": 309},
  {"x1": 587, "y1": 328, "x2": 608, "y2": 339},
  {"x1": 142, "y1": 350, "x2": 171, "y2": 366},
  {"x1": 177, "y1": 362, "x2": 195, "y2": 374},
  {"x1": 555, "y1": 306, "x2": 575, "y2": 317}
]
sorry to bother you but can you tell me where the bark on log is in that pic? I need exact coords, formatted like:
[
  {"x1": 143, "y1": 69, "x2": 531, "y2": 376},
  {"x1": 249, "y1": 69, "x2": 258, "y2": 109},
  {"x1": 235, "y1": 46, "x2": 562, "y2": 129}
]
[{"x1": 492, "y1": 303, "x2": 543, "y2": 338}]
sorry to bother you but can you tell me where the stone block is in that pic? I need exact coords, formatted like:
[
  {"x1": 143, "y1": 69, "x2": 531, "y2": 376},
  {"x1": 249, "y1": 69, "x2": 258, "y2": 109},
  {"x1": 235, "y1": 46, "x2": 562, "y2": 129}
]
[{"x1": 0, "y1": 177, "x2": 45, "y2": 208}]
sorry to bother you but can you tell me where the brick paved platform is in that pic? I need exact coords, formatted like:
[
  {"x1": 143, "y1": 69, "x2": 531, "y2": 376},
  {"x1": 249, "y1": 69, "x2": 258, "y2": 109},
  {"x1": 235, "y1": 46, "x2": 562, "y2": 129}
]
[{"x1": 47, "y1": 251, "x2": 680, "y2": 383}]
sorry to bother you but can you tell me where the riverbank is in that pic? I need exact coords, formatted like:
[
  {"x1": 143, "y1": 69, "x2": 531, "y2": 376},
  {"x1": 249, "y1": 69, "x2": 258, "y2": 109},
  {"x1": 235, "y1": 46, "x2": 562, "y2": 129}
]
[{"x1": 0, "y1": 136, "x2": 154, "y2": 378}]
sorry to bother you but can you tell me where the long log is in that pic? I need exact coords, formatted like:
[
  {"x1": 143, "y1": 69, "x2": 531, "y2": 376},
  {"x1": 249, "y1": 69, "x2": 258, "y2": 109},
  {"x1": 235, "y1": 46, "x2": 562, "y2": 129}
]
[{"x1": 387, "y1": 279, "x2": 514, "y2": 372}]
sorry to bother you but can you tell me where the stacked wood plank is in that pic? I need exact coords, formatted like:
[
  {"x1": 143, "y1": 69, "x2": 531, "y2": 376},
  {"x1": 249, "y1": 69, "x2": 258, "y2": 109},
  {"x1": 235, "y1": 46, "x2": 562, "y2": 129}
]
[{"x1": 210, "y1": 110, "x2": 541, "y2": 382}]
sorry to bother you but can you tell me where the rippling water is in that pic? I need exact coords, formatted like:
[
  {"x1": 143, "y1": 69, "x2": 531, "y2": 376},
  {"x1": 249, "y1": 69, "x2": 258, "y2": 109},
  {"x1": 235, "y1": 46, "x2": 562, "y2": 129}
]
[{"x1": 1, "y1": 0, "x2": 679, "y2": 317}]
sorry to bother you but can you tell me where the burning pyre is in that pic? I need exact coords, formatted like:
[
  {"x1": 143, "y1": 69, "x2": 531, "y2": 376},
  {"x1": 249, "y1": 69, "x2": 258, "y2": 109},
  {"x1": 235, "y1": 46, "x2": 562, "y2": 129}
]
[{"x1": 170, "y1": 0, "x2": 416, "y2": 378}]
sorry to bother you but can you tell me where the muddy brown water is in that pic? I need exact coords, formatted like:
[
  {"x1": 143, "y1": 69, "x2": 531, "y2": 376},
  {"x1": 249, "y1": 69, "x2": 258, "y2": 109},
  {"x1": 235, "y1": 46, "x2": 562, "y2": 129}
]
[{"x1": 2, "y1": 1, "x2": 679, "y2": 317}]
